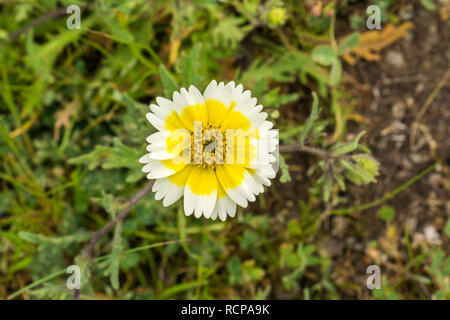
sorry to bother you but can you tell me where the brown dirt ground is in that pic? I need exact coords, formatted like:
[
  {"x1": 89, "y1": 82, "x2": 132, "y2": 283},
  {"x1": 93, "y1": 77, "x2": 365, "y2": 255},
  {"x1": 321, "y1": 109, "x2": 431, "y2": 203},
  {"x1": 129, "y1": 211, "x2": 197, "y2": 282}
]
[
  {"x1": 264, "y1": 2, "x2": 449, "y2": 299},
  {"x1": 346, "y1": 3, "x2": 449, "y2": 298}
]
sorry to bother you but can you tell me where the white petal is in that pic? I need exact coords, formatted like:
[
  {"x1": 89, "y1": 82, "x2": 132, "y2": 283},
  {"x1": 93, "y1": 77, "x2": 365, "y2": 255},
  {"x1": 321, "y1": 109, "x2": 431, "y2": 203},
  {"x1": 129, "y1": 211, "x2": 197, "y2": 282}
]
[
  {"x1": 215, "y1": 195, "x2": 237, "y2": 221},
  {"x1": 152, "y1": 177, "x2": 184, "y2": 207},
  {"x1": 184, "y1": 186, "x2": 217, "y2": 218},
  {"x1": 146, "y1": 131, "x2": 171, "y2": 143},
  {"x1": 146, "y1": 112, "x2": 166, "y2": 131},
  {"x1": 204, "y1": 80, "x2": 232, "y2": 108},
  {"x1": 139, "y1": 154, "x2": 151, "y2": 164},
  {"x1": 142, "y1": 159, "x2": 175, "y2": 179},
  {"x1": 155, "y1": 97, "x2": 175, "y2": 114},
  {"x1": 216, "y1": 166, "x2": 259, "y2": 207},
  {"x1": 258, "y1": 120, "x2": 274, "y2": 131},
  {"x1": 145, "y1": 131, "x2": 179, "y2": 160}
]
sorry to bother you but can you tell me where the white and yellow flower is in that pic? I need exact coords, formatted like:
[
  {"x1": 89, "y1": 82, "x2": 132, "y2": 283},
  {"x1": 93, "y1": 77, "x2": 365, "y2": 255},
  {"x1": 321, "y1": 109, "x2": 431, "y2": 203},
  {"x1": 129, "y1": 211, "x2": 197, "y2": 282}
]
[{"x1": 139, "y1": 80, "x2": 278, "y2": 221}]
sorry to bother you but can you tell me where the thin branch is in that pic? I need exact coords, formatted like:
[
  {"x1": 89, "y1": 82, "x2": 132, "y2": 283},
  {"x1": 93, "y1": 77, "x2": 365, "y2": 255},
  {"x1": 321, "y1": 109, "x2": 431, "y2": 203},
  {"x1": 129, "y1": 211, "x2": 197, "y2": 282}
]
[
  {"x1": 416, "y1": 68, "x2": 450, "y2": 120},
  {"x1": 83, "y1": 180, "x2": 154, "y2": 258},
  {"x1": 7, "y1": 5, "x2": 91, "y2": 41},
  {"x1": 279, "y1": 144, "x2": 329, "y2": 158},
  {"x1": 331, "y1": 162, "x2": 438, "y2": 215},
  {"x1": 74, "y1": 179, "x2": 152, "y2": 299}
]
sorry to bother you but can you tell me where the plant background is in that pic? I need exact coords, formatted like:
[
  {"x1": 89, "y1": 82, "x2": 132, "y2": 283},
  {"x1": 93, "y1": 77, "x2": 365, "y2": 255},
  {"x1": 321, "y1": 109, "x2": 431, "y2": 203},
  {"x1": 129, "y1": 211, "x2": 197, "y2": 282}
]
[{"x1": 0, "y1": 0, "x2": 449, "y2": 300}]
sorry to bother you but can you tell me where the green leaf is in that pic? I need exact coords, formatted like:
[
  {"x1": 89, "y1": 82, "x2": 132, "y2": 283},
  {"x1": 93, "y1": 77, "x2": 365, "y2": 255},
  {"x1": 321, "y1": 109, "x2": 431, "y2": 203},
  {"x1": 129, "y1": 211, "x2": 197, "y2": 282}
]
[
  {"x1": 211, "y1": 17, "x2": 251, "y2": 49},
  {"x1": 68, "y1": 138, "x2": 142, "y2": 183},
  {"x1": 332, "y1": 131, "x2": 366, "y2": 156},
  {"x1": 354, "y1": 154, "x2": 380, "y2": 179},
  {"x1": 338, "y1": 32, "x2": 360, "y2": 55},
  {"x1": 242, "y1": 260, "x2": 265, "y2": 282},
  {"x1": 228, "y1": 256, "x2": 243, "y2": 285},
  {"x1": 444, "y1": 219, "x2": 450, "y2": 238},
  {"x1": 99, "y1": 14, "x2": 134, "y2": 43},
  {"x1": 156, "y1": 281, "x2": 201, "y2": 299},
  {"x1": 96, "y1": 192, "x2": 123, "y2": 219},
  {"x1": 99, "y1": 221, "x2": 124, "y2": 290},
  {"x1": 322, "y1": 174, "x2": 333, "y2": 202},
  {"x1": 8, "y1": 256, "x2": 32, "y2": 274},
  {"x1": 329, "y1": 59, "x2": 342, "y2": 87},
  {"x1": 241, "y1": 230, "x2": 260, "y2": 250},
  {"x1": 279, "y1": 154, "x2": 291, "y2": 183},
  {"x1": 25, "y1": 17, "x2": 93, "y2": 81},
  {"x1": 159, "y1": 64, "x2": 179, "y2": 98},
  {"x1": 299, "y1": 92, "x2": 320, "y2": 146},
  {"x1": 180, "y1": 43, "x2": 203, "y2": 86},
  {"x1": 420, "y1": 0, "x2": 436, "y2": 11},
  {"x1": 280, "y1": 244, "x2": 299, "y2": 268},
  {"x1": 311, "y1": 45, "x2": 337, "y2": 66},
  {"x1": 19, "y1": 231, "x2": 90, "y2": 246},
  {"x1": 340, "y1": 155, "x2": 379, "y2": 185},
  {"x1": 378, "y1": 206, "x2": 396, "y2": 222}
]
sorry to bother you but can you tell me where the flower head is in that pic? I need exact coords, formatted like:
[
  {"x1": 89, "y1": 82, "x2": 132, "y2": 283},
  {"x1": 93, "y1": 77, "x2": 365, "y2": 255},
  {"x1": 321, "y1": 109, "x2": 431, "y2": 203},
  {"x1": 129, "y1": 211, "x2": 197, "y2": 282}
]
[
  {"x1": 139, "y1": 80, "x2": 278, "y2": 221},
  {"x1": 268, "y1": 7, "x2": 287, "y2": 28}
]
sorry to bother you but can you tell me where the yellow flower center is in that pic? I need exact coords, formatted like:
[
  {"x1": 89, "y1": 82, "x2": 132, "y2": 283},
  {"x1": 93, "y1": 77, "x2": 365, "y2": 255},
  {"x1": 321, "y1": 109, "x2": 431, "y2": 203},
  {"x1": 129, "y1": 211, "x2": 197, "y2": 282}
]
[{"x1": 191, "y1": 122, "x2": 226, "y2": 168}]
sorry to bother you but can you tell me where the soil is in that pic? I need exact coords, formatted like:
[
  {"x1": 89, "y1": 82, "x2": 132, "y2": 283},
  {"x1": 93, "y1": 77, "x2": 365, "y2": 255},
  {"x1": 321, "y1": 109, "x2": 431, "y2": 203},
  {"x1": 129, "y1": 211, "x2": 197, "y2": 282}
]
[
  {"x1": 267, "y1": 3, "x2": 450, "y2": 299},
  {"x1": 339, "y1": 2, "x2": 449, "y2": 298}
]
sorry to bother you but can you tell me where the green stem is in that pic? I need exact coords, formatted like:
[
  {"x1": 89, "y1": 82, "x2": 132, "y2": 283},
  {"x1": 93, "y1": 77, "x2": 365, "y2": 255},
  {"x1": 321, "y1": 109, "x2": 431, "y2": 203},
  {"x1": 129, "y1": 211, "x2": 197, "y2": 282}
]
[
  {"x1": 7, "y1": 239, "x2": 186, "y2": 300},
  {"x1": 331, "y1": 162, "x2": 438, "y2": 215},
  {"x1": 7, "y1": 269, "x2": 67, "y2": 300}
]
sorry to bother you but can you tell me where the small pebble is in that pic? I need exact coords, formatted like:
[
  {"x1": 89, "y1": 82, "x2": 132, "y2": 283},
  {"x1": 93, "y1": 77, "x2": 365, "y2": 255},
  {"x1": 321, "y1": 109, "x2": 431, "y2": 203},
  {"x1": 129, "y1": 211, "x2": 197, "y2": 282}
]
[
  {"x1": 424, "y1": 225, "x2": 441, "y2": 245},
  {"x1": 385, "y1": 51, "x2": 406, "y2": 69},
  {"x1": 392, "y1": 102, "x2": 406, "y2": 119}
]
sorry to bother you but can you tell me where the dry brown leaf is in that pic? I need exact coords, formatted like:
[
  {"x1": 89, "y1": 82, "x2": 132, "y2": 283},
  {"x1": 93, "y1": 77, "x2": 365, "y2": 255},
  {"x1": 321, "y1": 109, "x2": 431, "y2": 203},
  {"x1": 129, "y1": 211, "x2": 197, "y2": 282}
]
[
  {"x1": 440, "y1": 3, "x2": 450, "y2": 21},
  {"x1": 54, "y1": 99, "x2": 79, "y2": 141},
  {"x1": 9, "y1": 111, "x2": 39, "y2": 138},
  {"x1": 343, "y1": 22, "x2": 414, "y2": 65}
]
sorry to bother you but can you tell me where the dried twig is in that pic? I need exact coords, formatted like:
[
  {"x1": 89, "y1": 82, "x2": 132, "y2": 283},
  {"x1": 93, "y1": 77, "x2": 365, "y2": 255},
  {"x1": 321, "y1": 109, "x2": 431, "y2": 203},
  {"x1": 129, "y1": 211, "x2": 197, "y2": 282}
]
[
  {"x1": 83, "y1": 180, "x2": 154, "y2": 258},
  {"x1": 7, "y1": 5, "x2": 91, "y2": 41},
  {"x1": 279, "y1": 144, "x2": 329, "y2": 158},
  {"x1": 416, "y1": 68, "x2": 450, "y2": 121}
]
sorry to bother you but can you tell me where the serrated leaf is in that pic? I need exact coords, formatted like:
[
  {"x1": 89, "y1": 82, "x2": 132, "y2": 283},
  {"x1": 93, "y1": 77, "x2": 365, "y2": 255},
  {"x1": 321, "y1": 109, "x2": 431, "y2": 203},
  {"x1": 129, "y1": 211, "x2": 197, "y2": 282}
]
[
  {"x1": 332, "y1": 131, "x2": 366, "y2": 156},
  {"x1": 322, "y1": 174, "x2": 333, "y2": 202},
  {"x1": 19, "y1": 231, "x2": 91, "y2": 246},
  {"x1": 211, "y1": 17, "x2": 251, "y2": 49},
  {"x1": 99, "y1": 14, "x2": 134, "y2": 43},
  {"x1": 101, "y1": 138, "x2": 141, "y2": 170},
  {"x1": 279, "y1": 154, "x2": 291, "y2": 183},
  {"x1": 338, "y1": 32, "x2": 360, "y2": 55},
  {"x1": 159, "y1": 64, "x2": 179, "y2": 98},
  {"x1": 340, "y1": 157, "x2": 377, "y2": 185},
  {"x1": 180, "y1": 43, "x2": 202, "y2": 86},
  {"x1": 311, "y1": 45, "x2": 337, "y2": 66},
  {"x1": 98, "y1": 192, "x2": 121, "y2": 218},
  {"x1": 329, "y1": 59, "x2": 342, "y2": 87},
  {"x1": 99, "y1": 221, "x2": 124, "y2": 290},
  {"x1": 228, "y1": 256, "x2": 243, "y2": 285},
  {"x1": 299, "y1": 92, "x2": 320, "y2": 146},
  {"x1": 68, "y1": 138, "x2": 142, "y2": 182}
]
